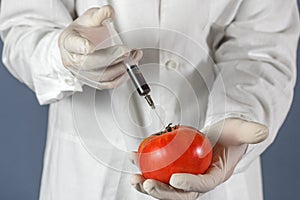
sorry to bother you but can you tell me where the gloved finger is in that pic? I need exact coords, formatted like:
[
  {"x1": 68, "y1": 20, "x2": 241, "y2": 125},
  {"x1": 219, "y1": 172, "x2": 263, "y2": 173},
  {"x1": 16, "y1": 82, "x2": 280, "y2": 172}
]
[
  {"x1": 62, "y1": 29, "x2": 95, "y2": 55},
  {"x1": 110, "y1": 49, "x2": 143, "y2": 67},
  {"x1": 76, "y1": 47, "x2": 143, "y2": 70},
  {"x1": 203, "y1": 118, "x2": 269, "y2": 146},
  {"x1": 72, "y1": 62, "x2": 127, "y2": 83},
  {"x1": 75, "y1": 26, "x2": 111, "y2": 49},
  {"x1": 130, "y1": 174, "x2": 147, "y2": 194},
  {"x1": 65, "y1": 45, "x2": 130, "y2": 70},
  {"x1": 79, "y1": 45, "x2": 131, "y2": 70},
  {"x1": 142, "y1": 179, "x2": 200, "y2": 200},
  {"x1": 220, "y1": 119, "x2": 269, "y2": 146},
  {"x1": 70, "y1": 68, "x2": 128, "y2": 90},
  {"x1": 233, "y1": 120, "x2": 269, "y2": 144},
  {"x1": 130, "y1": 49, "x2": 144, "y2": 62},
  {"x1": 74, "y1": 6, "x2": 114, "y2": 27},
  {"x1": 109, "y1": 48, "x2": 143, "y2": 66},
  {"x1": 170, "y1": 166, "x2": 224, "y2": 194},
  {"x1": 96, "y1": 72, "x2": 129, "y2": 90},
  {"x1": 92, "y1": 62, "x2": 127, "y2": 82}
]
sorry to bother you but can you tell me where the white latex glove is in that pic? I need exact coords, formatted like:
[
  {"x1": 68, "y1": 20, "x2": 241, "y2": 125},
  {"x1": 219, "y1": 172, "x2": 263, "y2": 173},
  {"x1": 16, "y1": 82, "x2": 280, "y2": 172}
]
[
  {"x1": 58, "y1": 6, "x2": 143, "y2": 89},
  {"x1": 130, "y1": 118, "x2": 269, "y2": 200}
]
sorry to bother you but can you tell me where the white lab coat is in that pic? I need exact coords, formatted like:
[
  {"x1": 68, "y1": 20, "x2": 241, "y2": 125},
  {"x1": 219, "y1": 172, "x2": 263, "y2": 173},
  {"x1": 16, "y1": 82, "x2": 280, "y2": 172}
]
[{"x1": 0, "y1": 0, "x2": 299, "y2": 199}]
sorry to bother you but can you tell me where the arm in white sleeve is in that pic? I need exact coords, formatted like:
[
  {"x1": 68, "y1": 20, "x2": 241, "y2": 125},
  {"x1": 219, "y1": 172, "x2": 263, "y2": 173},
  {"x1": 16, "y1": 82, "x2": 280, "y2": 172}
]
[
  {"x1": 206, "y1": 0, "x2": 300, "y2": 171},
  {"x1": 0, "y1": 0, "x2": 82, "y2": 105}
]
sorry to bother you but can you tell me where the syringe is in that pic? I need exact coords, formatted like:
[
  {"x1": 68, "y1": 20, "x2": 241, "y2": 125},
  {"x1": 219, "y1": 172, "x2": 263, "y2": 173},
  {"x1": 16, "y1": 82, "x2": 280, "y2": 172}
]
[
  {"x1": 102, "y1": 19, "x2": 156, "y2": 109},
  {"x1": 123, "y1": 56, "x2": 156, "y2": 109}
]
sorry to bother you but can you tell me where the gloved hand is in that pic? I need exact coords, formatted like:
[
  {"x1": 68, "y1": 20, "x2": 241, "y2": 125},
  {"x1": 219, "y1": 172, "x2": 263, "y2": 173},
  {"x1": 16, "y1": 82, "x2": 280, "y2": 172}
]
[
  {"x1": 130, "y1": 118, "x2": 269, "y2": 200},
  {"x1": 58, "y1": 6, "x2": 143, "y2": 89}
]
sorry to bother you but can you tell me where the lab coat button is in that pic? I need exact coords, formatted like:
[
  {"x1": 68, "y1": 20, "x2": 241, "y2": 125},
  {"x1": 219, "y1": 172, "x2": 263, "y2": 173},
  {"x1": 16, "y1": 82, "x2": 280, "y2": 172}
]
[
  {"x1": 165, "y1": 60, "x2": 179, "y2": 70},
  {"x1": 65, "y1": 78, "x2": 75, "y2": 86}
]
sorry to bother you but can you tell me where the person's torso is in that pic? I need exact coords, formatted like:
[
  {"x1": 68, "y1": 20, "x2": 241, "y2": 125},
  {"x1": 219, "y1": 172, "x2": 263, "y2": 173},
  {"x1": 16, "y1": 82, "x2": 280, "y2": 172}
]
[{"x1": 41, "y1": 1, "x2": 263, "y2": 200}]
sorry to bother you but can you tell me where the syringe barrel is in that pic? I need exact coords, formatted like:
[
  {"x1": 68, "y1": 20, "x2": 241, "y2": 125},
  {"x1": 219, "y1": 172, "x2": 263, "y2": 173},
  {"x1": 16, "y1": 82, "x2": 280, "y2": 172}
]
[
  {"x1": 125, "y1": 63, "x2": 151, "y2": 96},
  {"x1": 102, "y1": 19, "x2": 123, "y2": 46}
]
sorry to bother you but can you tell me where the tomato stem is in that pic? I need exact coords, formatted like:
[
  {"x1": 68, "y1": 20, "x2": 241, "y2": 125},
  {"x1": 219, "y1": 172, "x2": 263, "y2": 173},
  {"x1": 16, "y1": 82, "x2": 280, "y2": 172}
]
[
  {"x1": 166, "y1": 123, "x2": 173, "y2": 132},
  {"x1": 153, "y1": 123, "x2": 180, "y2": 136}
]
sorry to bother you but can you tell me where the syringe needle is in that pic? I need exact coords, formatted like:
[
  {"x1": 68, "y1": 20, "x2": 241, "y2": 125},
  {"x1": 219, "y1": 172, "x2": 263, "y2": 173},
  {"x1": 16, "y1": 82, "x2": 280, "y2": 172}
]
[
  {"x1": 145, "y1": 95, "x2": 155, "y2": 109},
  {"x1": 145, "y1": 95, "x2": 165, "y2": 127},
  {"x1": 152, "y1": 106, "x2": 165, "y2": 127}
]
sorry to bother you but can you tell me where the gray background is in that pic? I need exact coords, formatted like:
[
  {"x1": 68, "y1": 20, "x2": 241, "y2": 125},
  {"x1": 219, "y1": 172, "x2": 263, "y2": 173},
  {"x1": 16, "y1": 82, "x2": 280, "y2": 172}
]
[{"x1": 0, "y1": 4, "x2": 299, "y2": 200}]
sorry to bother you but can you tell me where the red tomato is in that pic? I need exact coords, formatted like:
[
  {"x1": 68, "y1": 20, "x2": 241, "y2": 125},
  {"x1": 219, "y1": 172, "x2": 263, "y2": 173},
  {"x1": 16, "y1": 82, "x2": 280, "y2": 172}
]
[{"x1": 138, "y1": 124, "x2": 212, "y2": 184}]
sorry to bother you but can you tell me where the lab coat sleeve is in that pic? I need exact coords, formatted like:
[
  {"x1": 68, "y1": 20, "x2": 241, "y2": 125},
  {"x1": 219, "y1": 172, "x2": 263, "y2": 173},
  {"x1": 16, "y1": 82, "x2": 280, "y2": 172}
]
[
  {"x1": 206, "y1": 0, "x2": 300, "y2": 172},
  {"x1": 0, "y1": 0, "x2": 82, "y2": 105}
]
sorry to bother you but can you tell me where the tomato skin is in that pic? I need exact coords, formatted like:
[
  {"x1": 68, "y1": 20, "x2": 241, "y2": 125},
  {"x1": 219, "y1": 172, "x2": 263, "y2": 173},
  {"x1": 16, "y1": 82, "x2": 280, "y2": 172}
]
[{"x1": 138, "y1": 126, "x2": 212, "y2": 184}]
